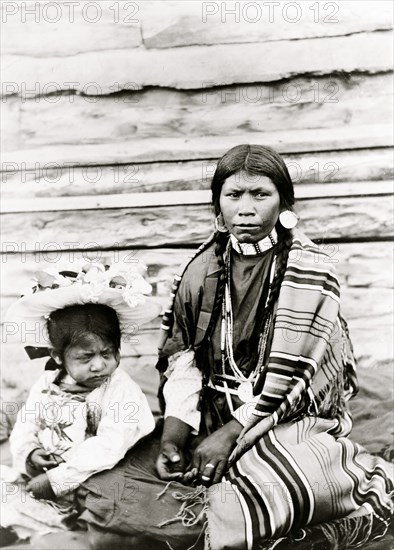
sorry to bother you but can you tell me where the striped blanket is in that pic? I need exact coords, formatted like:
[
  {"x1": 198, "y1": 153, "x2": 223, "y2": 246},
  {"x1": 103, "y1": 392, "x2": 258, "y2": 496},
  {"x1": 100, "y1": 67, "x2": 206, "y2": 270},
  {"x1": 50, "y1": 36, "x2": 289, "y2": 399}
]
[
  {"x1": 160, "y1": 230, "x2": 357, "y2": 446},
  {"x1": 206, "y1": 416, "x2": 393, "y2": 549},
  {"x1": 232, "y1": 232, "x2": 358, "y2": 457},
  {"x1": 157, "y1": 229, "x2": 393, "y2": 549}
]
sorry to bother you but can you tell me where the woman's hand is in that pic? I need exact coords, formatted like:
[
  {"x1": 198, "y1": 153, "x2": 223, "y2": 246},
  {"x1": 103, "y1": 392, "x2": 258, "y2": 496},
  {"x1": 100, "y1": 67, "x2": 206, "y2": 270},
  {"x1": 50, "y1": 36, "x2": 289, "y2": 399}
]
[
  {"x1": 191, "y1": 419, "x2": 243, "y2": 486},
  {"x1": 156, "y1": 416, "x2": 191, "y2": 481},
  {"x1": 26, "y1": 473, "x2": 56, "y2": 500},
  {"x1": 156, "y1": 441, "x2": 187, "y2": 480}
]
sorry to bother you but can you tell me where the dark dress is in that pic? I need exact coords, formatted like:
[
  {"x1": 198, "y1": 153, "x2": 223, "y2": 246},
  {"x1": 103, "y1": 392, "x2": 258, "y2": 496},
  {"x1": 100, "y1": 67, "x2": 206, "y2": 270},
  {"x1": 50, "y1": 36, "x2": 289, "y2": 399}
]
[{"x1": 78, "y1": 236, "x2": 393, "y2": 550}]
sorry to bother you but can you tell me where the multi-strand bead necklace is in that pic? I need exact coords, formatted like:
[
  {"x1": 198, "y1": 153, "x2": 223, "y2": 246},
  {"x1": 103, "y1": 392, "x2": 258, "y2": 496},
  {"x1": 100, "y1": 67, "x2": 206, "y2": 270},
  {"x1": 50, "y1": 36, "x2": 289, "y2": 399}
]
[{"x1": 219, "y1": 234, "x2": 277, "y2": 408}]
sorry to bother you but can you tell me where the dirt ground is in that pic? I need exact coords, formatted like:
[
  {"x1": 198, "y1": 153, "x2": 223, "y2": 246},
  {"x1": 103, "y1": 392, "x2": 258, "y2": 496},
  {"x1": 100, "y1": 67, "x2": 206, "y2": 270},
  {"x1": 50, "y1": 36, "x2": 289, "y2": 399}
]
[{"x1": 1, "y1": 358, "x2": 393, "y2": 549}]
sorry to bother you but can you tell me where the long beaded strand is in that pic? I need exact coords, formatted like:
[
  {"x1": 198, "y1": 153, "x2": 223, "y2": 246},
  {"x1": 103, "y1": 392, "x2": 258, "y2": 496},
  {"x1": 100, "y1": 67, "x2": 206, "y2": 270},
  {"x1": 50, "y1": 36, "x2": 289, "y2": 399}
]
[{"x1": 221, "y1": 238, "x2": 277, "y2": 392}]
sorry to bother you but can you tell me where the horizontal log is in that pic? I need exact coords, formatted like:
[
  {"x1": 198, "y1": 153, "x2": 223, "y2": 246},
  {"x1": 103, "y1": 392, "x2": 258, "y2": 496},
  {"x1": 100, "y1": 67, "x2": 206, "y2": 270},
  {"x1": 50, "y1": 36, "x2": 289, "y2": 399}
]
[
  {"x1": 297, "y1": 196, "x2": 393, "y2": 241},
  {"x1": 1, "y1": 98, "x2": 20, "y2": 152},
  {"x1": 3, "y1": 1, "x2": 391, "y2": 56},
  {"x1": 123, "y1": 310, "x2": 394, "y2": 365},
  {"x1": 1, "y1": 125, "x2": 393, "y2": 169},
  {"x1": 1, "y1": 32, "x2": 392, "y2": 94},
  {"x1": 346, "y1": 314, "x2": 393, "y2": 364},
  {"x1": 2, "y1": 280, "x2": 393, "y2": 329},
  {"x1": 2, "y1": 181, "x2": 393, "y2": 214},
  {"x1": 2, "y1": 307, "x2": 392, "y2": 377},
  {"x1": 0, "y1": 196, "x2": 392, "y2": 252},
  {"x1": 142, "y1": 1, "x2": 393, "y2": 48},
  {"x1": 1, "y1": 2, "x2": 142, "y2": 56},
  {"x1": 335, "y1": 242, "x2": 394, "y2": 289},
  {"x1": 2, "y1": 73, "x2": 392, "y2": 152},
  {"x1": 2, "y1": 302, "x2": 392, "y2": 359},
  {"x1": 2, "y1": 149, "x2": 392, "y2": 199},
  {"x1": 341, "y1": 289, "x2": 393, "y2": 320},
  {"x1": 1, "y1": 243, "x2": 392, "y2": 313},
  {"x1": 4, "y1": 297, "x2": 394, "y2": 374}
]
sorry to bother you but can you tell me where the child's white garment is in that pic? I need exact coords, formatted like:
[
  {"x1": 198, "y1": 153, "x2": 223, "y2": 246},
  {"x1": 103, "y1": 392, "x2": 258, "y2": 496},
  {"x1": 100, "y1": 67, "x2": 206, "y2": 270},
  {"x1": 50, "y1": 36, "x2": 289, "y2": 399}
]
[{"x1": 9, "y1": 367, "x2": 155, "y2": 496}]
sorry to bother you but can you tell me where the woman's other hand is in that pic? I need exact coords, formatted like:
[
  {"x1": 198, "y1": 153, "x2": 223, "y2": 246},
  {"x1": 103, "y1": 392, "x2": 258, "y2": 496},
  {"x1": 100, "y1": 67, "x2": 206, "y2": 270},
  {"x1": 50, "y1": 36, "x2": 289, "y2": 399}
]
[
  {"x1": 156, "y1": 416, "x2": 191, "y2": 480},
  {"x1": 192, "y1": 419, "x2": 243, "y2": 486},
  {"x1": 26, "y1": 473, "x2": 56, "y2": 500},
  {"x1": 156, "y1": 441, "x2": 187, "y2": 480}
]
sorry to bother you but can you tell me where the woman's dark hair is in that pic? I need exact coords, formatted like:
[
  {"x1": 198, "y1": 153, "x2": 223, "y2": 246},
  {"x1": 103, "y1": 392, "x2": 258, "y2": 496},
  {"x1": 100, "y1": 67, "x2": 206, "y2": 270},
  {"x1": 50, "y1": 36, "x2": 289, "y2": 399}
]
[
  {"x1": 208, "y1": 144, "x2": 295, "y2": 349},
  {"x1": 211, "y1": 144, "x2": 295, "y2": 216},
  {"x1": 47, "y1": 303, "x2": 121, "y2": 362}
]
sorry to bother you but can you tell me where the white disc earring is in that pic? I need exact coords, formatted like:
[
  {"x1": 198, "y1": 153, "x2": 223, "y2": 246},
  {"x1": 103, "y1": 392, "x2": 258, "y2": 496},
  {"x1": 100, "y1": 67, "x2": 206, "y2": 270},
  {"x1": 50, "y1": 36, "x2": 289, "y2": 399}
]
[
  {"x1": 215, "y1": 213, "x2": 228, "y2": 233},
  {"x1": 279, "y1": 210, "x2": 299, "y2": 229}
]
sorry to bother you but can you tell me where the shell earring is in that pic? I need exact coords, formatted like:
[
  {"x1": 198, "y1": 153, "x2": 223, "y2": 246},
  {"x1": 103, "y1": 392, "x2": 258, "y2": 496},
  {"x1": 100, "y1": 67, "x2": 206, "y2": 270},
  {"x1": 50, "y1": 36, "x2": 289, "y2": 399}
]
[
  {"x1": 215, "y1": 212, "x2": 228, "y2": 233},
  {"x1": 279, "y1": 210, "x2": 299, "y2": 229}
]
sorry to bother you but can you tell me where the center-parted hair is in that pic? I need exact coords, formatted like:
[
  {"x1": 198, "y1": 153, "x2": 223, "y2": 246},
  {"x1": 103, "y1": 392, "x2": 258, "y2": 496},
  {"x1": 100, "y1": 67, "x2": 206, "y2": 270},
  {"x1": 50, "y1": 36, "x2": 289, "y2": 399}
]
[
  {"x1": 207, "y1": 144, "x2": 296, "y2": 351},
  {"x1": 47, "y1": 303, "x2": 121, "y2": 360},
  {"x1": 211, "y1": 144, "x2": 295, "y2": 216}
]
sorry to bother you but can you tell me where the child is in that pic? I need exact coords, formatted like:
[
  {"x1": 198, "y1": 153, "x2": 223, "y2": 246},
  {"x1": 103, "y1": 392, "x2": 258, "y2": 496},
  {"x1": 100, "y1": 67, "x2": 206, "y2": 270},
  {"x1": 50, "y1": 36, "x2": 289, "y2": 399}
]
[{"x1": 1, "y1": 263, "x2": 161, "y2": 538}]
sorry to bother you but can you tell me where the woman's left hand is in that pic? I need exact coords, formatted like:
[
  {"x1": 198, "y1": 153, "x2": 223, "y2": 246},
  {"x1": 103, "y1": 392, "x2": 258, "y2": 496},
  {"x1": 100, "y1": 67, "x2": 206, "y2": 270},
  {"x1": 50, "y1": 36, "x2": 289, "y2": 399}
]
[
  {"x1": 26, "y1": 473, "x2": 56, "y2": 500},
  {"x1": 189, "y1": 419, "x2": 243, "y2": 486}
]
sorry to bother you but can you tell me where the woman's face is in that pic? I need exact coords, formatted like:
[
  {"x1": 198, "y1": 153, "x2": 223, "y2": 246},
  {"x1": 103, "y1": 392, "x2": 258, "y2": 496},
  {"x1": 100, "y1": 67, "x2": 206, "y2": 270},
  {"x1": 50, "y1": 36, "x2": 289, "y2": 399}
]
[
  {"x1": 53, "y1": 333, "x2": 120, "y2": 388},
  {"x1": 219, "y1": 171, "x2": 281, "y2": 243}
]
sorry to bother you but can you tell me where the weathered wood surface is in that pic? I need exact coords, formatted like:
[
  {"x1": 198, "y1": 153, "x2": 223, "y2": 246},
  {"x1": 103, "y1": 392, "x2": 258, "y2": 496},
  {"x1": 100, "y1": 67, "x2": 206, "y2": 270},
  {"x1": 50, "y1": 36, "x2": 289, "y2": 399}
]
[
  {"x1": 2, "y1": 281, "x2": 393, "y2": 364},
  {"x1": 122, "y1": 306, "x2": 394, "y2": 365},
  {"x1": 2, "y1": 1, "x2": 391, "y2": 57},
  {"x1": 1, "y1": 2, "x2": 142, "y2": 57},
  {"x1": 3, "y1": 181, "x2": 393, "y2": 214},
  {"x1": 1, "y1": 243, "x2": 392, "y2": 302},
  {"x1": 2, "y1": 286, "x2": 392, "y2": 402},
  {"x1": 141, "y1": 1, "x2": 393, "y2": 48},
  {"x1": 345, "y1": 314, "x2": 393, "y2": 364},
  {"x1": 2, "y1": 244, "x2": 393, "y2": 367},
  {"x1": 2, "y1": 238, "x2": 392, "y2": 397},
  {"x1": 1, "y1": 196, "x2": 392, "y2": 251},
  {"x1": 2, "y1": 125, "x2": 393, "y2": 169},
  {"x1": 2, "y1": 149, "x2": 392, "y2": 199},
  {"x1": 3, "y1": 303, "x2": 392, "y2": 365},
  {"x1": 2, "y1": 73, "x2": 392, "y2": 152},
  {"x1": 2, "y1": 32, "x2": 392, "y2": 95},
  {"x1": 1, "y1": 1, "x2": 392, "y2": 419}
]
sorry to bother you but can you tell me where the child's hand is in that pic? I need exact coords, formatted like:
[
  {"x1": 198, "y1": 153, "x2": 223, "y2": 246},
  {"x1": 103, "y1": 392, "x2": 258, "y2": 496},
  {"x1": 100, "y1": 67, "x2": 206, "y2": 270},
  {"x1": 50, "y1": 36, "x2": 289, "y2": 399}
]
[
  {"x1": 27, "y1": 449, "x2": 62, "y2": 473},
  {"x1": 26, "y1": 473, "x2": 56, "y2": 500}
]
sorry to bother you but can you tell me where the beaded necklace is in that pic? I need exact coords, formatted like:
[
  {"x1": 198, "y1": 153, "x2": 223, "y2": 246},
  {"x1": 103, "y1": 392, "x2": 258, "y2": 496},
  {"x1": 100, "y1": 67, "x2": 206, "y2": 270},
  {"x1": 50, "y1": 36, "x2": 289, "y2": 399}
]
[{"x1": 220, "y1": 235, "x2": 277, "y2": 408}]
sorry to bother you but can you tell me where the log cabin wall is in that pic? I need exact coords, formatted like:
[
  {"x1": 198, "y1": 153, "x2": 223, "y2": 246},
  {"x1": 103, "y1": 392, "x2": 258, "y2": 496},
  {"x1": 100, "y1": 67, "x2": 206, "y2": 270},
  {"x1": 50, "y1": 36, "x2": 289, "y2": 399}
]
[{"x1": 1, "y1": 1, "x2": 393, "y2": 414}]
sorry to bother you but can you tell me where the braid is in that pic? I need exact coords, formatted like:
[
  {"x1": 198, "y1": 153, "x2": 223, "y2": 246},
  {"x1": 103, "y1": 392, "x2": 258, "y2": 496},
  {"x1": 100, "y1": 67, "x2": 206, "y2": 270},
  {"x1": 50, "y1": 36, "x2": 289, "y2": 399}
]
[
  {"x1": 267, "y1": 227, "x2": 293, "y2": 316},
  {"x1": 205, "y1": 231, "x2": 228, "y2": 338},
  {"x1": 158, "y1": 232, "x2": 217, "y2": 353},
  {"x1": 196, "y1": 230, "x2": 228, "y2": 390}
]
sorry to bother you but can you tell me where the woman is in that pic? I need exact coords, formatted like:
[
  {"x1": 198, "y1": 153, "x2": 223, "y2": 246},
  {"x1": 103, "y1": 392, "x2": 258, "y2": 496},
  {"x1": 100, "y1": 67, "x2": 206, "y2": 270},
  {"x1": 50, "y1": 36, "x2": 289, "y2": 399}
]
[{"x1": 79, "y1": 145, "x2": 393, "y2": 550}]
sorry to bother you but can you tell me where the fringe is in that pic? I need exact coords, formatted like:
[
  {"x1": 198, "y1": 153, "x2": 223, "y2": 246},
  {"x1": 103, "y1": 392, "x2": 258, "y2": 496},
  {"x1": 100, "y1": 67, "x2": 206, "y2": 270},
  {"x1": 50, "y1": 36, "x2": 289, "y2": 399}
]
[
  {"x1": 156, "y1": 481, "x2": 177, "y2": 501},
  {"x1": 157, "y1": 485, "x2": 207, "y2": 528},
  {"x1": 257, "y1": 510, "x2": 392, "y2": 550},
  {"x1": 314, "y1": 315, "x2": 359, "y2": 422},
  {"x1": 317, "y1": 372, "x2": 346, "y2": 420},
  {"x1": 156, "y1": 485, "x2": 208, "y2": 550}
]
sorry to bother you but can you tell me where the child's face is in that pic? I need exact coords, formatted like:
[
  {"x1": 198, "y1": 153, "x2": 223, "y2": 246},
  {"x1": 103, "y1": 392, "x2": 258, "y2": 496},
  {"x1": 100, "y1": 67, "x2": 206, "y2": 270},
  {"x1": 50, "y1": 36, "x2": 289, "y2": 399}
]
[{"x1": 54, "y1": 333, "x2": 120, "y2": 388}]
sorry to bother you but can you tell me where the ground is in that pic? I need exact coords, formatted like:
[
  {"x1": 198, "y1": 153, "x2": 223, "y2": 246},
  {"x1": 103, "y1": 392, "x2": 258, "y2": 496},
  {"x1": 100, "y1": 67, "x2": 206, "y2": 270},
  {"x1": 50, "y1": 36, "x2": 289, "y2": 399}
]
[{"x1": 1, "y1": 357, "x2": 393, "y2": 549}]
